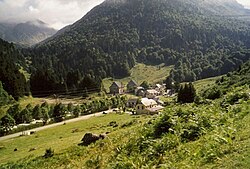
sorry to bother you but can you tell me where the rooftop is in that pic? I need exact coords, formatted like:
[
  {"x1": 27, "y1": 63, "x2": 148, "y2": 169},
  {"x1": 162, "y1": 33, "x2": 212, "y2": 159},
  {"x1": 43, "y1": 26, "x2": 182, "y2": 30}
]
[
  {"x1": 112, "y1": 81, "x2": 123, "y2": 88},
  {"x1": 146, "y1": 89, "x2": 159, "y2": 93},
  {"x1": 141, "y1": 98, "x2": 157, "y2": 107},
  {"x1": 146, "y1": 105, "x2": 164, "y2": 112},
  {"x1": 128, "y1": 79, "x2": 138, "y2": 86}
]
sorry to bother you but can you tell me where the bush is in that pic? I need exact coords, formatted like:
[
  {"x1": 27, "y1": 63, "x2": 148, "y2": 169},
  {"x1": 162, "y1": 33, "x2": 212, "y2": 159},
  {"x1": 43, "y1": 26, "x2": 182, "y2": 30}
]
[
  {"x1": 152, "y1": 113, "x2": 175, "y2": 138},
  {"x1": 203, "y1": 86, "x2": 222, "y2": 100},
  {"x1": 226, "y1": 92, "x2": 249, "y2": 105},
  {"x1": 43, "y1": 148, "x2": 54, "y2": 158}
]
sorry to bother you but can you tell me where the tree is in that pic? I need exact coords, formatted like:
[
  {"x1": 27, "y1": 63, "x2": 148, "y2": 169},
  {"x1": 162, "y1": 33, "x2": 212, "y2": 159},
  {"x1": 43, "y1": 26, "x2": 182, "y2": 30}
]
[
  {"x1": 67, "y1": 103, "x2": 74, "y2": 112},
  {"x1": 52, "y1": 103, "x2": 66, "y2": 122},
  {"x1": 0, "y1": 113, "x2": 15, "y2": 135},
  {"x1": 177, "y1": 83, "x2": 196, "y2": 103},
  {"x1": 33, "y1": 105, "x2": 42, "y2": 120},
  {"x1": 0, "y1": 81, "x2": 11, "y2": 106},
  {"x1": 41, "y1": 107, "x2": 50, "y2": 125},
  {"x1": 7, "y1": 104, "x2": 21, "y2": 124},
  {"x1": 141, "y1": 81, "x2": 149, "y2": 90},
  {"x1": 20, "y1": 107, "x2": 32, "y2": 123},
  {"x1": 72, "y1": 106, "x2": 81, "y2": 117}
]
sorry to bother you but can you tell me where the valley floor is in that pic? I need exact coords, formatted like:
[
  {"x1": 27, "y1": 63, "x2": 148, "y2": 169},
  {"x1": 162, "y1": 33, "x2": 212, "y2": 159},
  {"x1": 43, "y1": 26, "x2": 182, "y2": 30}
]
[{"x1": 0, "y1": 109, "x2": 116, "y2": 142}]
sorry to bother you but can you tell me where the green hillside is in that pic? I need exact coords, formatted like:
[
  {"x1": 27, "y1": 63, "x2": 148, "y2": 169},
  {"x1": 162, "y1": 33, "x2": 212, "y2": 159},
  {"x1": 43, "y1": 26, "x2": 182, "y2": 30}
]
[
  {"x1": 0, "y1": 61, "x2": 249, "y2": 169},
  {"x1": 103, "y1": 63, "x2": 173, "y2": 92},
  {"x1": 0, "y1": 38, "x2": 29, "y2": 99},
  {"x1": 26, "y1": 0, "x2": 250, "y2": 96},
  {"x1": 0, "y1": 114, "x2": 148, "y2": 164}
]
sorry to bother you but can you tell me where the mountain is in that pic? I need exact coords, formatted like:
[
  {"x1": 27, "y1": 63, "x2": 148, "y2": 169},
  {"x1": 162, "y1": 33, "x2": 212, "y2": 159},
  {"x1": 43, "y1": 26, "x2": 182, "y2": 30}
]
[
  {"x1": 0, "y1": 38, "x2": 29, "y2": 99},
  {"x1": 29, "y1": 0, "x2": 250, "y2": 95},
  {"x1": 0, "y1": 20, "x2": 57, "y2": 47}
]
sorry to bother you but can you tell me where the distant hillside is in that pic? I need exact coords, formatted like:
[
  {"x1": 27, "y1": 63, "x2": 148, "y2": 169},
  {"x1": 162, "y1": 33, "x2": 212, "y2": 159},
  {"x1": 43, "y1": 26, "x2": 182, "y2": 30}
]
[
  {"x1": 102, "y1": 63, "x2": 173, "y2": 92},
  {"x1": 8, "y1": 0, "x2": 244, "y2": 97},
  {"x1": 0, "y1": 20, "x2": 56, "y2": 46},
  {"x1": 211, "y1": 60, "x2": 250, "y2": 92}
]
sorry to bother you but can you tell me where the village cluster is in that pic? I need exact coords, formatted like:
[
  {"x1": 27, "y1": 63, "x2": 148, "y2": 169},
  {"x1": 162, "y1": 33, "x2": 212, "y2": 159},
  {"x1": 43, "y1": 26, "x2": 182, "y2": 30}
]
[{"x1": 109, "y1": 80, "x2": 175, "y2": 115}]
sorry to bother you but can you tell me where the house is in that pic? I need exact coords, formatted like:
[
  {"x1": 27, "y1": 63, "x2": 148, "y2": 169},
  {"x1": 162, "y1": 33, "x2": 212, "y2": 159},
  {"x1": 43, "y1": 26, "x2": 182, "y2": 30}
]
[
  {"x1": 127, "y1": 79, "x2": 138, "y2": 93},
  {"x1": 145, "y1": 106, "x2": 164, "y2": 114},
  {"x1": 126, "y1": 98, "x2": 138, "y2": 108},
  {"x1": 146, "y1": 89, "x2": 160, "y2": 99},
  {"x1": 109, "y1": 81, "x2": 124, "y2": 95},
  {"x1": 155, "y1": 84, "x2": 166, "y2": 95},
  {"x1": 135, "y1": 87, "x2": 145, "y2": 97},
  {"x1": 135, "y1": 98, "x2": 164, "y2": 115}
]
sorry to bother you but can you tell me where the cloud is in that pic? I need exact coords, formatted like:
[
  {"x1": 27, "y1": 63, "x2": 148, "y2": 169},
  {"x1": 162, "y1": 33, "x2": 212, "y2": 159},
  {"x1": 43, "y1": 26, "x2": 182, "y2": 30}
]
[
  {"x1": 236, "y1": 0, "x2": 250, "y2": 8},
  {"x1": 29, "y1": 5, "x2": 39, "y2": 13},
  {"x1": 1, "y1": 0, "x2": 249, "y2": 30},
  {"x1": 0, "y1": 0, "x2": 105, "y2": 29}
]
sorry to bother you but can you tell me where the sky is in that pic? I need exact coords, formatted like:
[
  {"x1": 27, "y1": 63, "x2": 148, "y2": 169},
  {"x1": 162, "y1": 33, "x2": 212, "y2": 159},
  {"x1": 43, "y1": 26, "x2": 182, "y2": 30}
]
[
  {"x1": 0, "y1": 0, "x2": 105, "y2": 29},
  {"x1": 237, "y1": 0, "x2": 250, "y2": 8},
  {"x1": 0, "y1": 0, "x2": 249, "y2": 30}
]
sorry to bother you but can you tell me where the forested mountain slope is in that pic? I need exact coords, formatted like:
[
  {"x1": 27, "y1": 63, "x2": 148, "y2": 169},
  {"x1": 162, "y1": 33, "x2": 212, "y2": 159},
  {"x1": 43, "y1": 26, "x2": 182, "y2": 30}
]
[
  {"x1": 0, "y1": 39, "x2": 29, "y2": 99},
  {"x1": 29, "y1": 0, "x2": 250, "y2": 95}
]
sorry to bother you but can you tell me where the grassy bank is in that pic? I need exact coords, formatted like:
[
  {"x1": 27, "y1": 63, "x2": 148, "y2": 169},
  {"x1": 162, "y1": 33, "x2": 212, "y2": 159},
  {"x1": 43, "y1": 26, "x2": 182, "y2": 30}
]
[{"x1": 0, "y1": 113, "x2": 147, "y2": 165}]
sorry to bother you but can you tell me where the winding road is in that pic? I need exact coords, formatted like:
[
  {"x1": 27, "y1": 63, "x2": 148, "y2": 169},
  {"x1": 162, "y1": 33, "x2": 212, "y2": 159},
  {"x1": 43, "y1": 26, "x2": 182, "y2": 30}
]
[{"x1": 0, "y1": 109, "x2": 115, "y2": 142}]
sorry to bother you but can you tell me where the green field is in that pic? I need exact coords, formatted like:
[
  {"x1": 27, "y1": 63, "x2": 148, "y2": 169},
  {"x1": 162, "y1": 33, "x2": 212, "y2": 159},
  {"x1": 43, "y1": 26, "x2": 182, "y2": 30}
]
[
  {"x1": 193, "y1": 76, "x2": 222, "y2": 92},
  {"x1": 103, "y1": 63, "x2": 173, "y2": 92},
  {"x1": 0, "y1": 113, "x2": 146, "y2": 164}
]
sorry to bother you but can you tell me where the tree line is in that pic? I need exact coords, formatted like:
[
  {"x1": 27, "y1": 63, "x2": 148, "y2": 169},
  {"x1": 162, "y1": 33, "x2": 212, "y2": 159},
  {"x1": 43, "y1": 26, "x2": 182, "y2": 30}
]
[{"x1": 0, "y1": 95, "x2": 127, "y2": 136}]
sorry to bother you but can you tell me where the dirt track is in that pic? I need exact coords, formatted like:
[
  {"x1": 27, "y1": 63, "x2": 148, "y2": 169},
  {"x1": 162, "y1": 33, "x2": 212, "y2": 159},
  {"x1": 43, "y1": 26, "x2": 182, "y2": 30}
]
[{"x1": 0, "y1": 109, "x2": 115, "y2": 142}]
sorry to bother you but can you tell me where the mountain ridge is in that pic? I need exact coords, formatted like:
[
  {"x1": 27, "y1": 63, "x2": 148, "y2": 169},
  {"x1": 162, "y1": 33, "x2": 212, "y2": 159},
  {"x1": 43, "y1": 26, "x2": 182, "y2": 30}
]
[
  {"x1": 27, "y1": 0, "x2": 250, "y2": 95},
  {"x1": 0, "y1": 20, "x2": 57, "y2": 47}
]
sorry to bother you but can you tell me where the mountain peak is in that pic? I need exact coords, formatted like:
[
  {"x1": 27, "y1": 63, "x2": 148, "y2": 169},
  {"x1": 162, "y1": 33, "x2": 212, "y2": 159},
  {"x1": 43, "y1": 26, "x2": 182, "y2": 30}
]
[
  {"x1": 25, "y1": 20, "x2": 49, "y2": 28},
  {"x1": 0, "y1": 19, "x2": 57, "y2": 46}
]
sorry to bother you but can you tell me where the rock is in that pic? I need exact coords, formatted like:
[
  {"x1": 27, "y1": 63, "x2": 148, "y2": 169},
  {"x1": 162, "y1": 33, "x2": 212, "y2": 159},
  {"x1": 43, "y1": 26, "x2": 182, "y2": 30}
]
[
  {"x1": 79, "y1": 132, "x2": 106, "y2": 146},
  {"x1": 99, "y1": 134, "x2": 106, "y2": 139},
  {"x1": 29, "y1": 148, "x2": 37, "y2": 152},
  {"x1": 30, "y1": 131, "x2": 36, "y2": 135}
]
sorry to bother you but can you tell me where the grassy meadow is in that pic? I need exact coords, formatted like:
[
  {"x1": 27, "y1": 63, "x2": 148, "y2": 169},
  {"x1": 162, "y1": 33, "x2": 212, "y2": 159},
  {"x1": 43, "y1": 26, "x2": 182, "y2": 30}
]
[
  {"x1": 193, "y1": 76, "x2": 222, "y2": 92},
  {"x1": 103, "y1": 63, "x2": 173, "y2": 92},
  {"x1": 0, "y1": 113, "x2": 147, "y2": 165}
]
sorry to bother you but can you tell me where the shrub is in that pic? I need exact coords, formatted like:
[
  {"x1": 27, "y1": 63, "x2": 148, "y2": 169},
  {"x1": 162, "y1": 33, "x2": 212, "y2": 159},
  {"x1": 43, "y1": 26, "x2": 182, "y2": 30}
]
[
  {"x1": 152, "y1": 113, "x2": 175, "y2": 138},
  {"x1": 226, "y1": 92, "x2": 249, "y2": 105},
  {"x1": 43, "y1": 148, "x2": 54, "y2": 158},
  {"x1": 203, "y1": 86, "x2": 222, "y2": 100}
]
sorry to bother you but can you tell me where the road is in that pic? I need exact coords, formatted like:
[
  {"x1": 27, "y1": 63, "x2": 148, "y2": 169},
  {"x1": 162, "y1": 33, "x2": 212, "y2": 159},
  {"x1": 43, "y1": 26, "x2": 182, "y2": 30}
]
[{"x1": 0, "y1": 109, "x2": 115, "y2": 142}]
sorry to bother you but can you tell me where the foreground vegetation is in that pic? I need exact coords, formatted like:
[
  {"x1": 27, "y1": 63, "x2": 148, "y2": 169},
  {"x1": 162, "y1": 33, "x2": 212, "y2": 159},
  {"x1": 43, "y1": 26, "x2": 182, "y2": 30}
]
[
  {"x1": 0, "y1": 113, "x2": 144, "y2": 164},
  {"x1": 0, "y1": 61, "x2": 249, "y2": 168}
]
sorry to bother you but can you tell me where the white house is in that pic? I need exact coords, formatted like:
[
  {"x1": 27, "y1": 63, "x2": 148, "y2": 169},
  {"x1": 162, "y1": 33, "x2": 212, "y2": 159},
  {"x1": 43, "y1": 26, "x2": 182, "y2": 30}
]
[
  {"x1": 146, "y1": 89, "x2": 160, "y2": 99},
  {"x1": 135, "y1": 98, "x2": 164, "y2": 115}
]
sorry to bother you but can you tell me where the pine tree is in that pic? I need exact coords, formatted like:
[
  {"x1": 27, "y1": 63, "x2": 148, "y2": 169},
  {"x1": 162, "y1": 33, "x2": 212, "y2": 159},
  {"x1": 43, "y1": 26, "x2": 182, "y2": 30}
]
[{"x1": 177, "y1": 83, "x2": 196, "y2": 103}]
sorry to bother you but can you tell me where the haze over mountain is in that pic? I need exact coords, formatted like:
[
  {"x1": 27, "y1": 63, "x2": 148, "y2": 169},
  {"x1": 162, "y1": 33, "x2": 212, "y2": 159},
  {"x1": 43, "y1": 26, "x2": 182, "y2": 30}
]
[
  {"x1": 0, "y1": 0, "x2": 105, "y2": 29},
  {"x1": 0, "y1": 20, "x2": 57, "y2": 46}
]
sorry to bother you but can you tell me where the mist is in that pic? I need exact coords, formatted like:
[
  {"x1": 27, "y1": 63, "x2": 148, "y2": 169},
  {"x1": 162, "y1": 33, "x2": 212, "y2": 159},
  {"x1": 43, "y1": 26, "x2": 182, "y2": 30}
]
[
  {"x1": 0, "y1": 0, "x2": 105, "y2": 29},
  {"x1": 0, "y1": 0, "x2": 249, "y2": 30}
]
